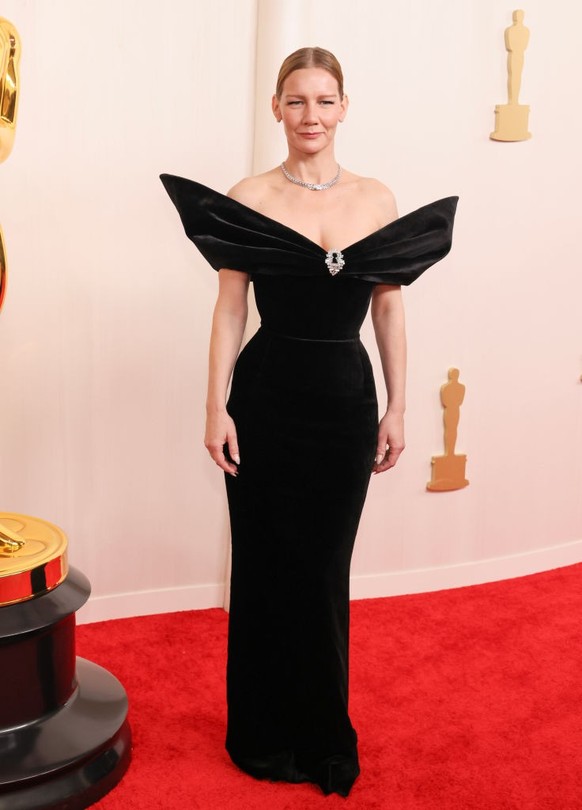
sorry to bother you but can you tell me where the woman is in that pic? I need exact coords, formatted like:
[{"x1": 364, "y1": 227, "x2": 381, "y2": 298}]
[{"x1": 161, "y1": 46, "x2": 457, "y2": 798}]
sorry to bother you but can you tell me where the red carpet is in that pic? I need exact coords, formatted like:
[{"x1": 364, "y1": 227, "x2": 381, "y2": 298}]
[{"x1": 78, "y1": 564, "x2": 582, "y2": 809}]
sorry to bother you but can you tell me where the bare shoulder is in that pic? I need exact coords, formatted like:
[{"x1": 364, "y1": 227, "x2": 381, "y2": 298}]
[
  {"x1": 354, "y1": 176, "x2": 398, "y2": 220},
  {"x1": 340, "y1": 170, "x2": 398, "y2": 221},
  {"x1": 227, "y1": 169, "x2": 280, "y2": 210}
]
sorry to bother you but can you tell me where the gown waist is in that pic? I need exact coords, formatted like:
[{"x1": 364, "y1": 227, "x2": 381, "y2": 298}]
[{"x1": 259, "y1": 326, "x2": 361, "y2": 344}]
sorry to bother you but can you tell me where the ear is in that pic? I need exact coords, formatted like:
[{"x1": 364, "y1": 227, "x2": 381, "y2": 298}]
[
  {"x1": 272, "y1": 94, "x2": 282, "y2": 122},
  {"x1": 339, "y1": 93, "x2": 349, "y2": 122}
]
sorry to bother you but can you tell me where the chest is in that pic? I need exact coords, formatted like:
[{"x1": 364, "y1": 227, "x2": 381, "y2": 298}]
[{"x1": 262, "y1": 193, "x2": 385, "y2": 252}]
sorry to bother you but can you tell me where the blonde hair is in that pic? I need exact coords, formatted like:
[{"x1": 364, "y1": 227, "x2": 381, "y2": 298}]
[{"x1": 275, "y1": 47, "x2": 344, "y2": 99}]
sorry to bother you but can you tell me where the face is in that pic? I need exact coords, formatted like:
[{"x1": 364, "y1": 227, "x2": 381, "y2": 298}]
[{"x1": 272, "y1": 68, "x2": 348, "y2": 155}]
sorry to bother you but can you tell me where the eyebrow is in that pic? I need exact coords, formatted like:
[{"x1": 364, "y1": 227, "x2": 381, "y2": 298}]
[{"x1": 284, "y1": 93, "x2": 338, "y2": 99}]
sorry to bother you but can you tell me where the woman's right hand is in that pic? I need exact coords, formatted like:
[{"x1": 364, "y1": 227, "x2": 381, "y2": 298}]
[{"x1": 204, "y1": 408, "x2": 240, "y2": 476}]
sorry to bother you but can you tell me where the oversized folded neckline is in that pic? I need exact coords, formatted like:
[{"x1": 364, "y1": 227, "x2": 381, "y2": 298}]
[{"x1": 160, "y1": 173, "x2": 458, "y2": 256}]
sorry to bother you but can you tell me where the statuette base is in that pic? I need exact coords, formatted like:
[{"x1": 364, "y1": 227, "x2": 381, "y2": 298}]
[
  {"x1": 490, "y1": 104, "x2": 531, "y2": 142},
  {"x1": 427, "y1": 454, "x2": 469, "y2": 492},
  {"x1": 0, "y1": 564, "x2": 131, "y2": 809}
]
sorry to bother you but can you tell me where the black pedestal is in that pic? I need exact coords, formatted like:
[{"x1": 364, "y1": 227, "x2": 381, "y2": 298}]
[{"x1": 0, "y1": 567, "x2": 131, "y2": 809}]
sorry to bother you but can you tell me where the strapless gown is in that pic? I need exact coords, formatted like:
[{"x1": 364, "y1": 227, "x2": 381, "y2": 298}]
[{"x1": 161, "y1": 174, "x2": 458, "y2": 797}]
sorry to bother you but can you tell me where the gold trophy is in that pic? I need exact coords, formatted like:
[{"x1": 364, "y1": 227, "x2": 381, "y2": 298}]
[
  {"x1": 0, "y1": 15, "x2": 20, "y2": 163},
  {"x1": 0, "y1": 16, "x2": 21, "y2": 311},
  {"x1": 0, "y1": 18, "x2": 68, "y2": 605},
  {"x1": 0, "y1": 19, "x2": 70, "y2": 603},
  {"x1": 0, "y1": 20, "x2": 131, "y2": 807}
]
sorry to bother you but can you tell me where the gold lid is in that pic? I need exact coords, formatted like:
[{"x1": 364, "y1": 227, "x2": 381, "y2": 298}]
[{"x1": 0, "y1": 512, "x2": 68, "y2": 607}]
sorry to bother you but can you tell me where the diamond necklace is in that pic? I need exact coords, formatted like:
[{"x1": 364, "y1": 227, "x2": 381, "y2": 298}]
[{"x1": 280, "y1": 162, "x2": 342, "y2": 191}]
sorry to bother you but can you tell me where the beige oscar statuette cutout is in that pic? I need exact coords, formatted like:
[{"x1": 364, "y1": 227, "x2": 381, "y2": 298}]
[
  {"x1": 490, "y1": 9, "x2": 531, "y2": 142},
  {"x1": 427, "y1": 368, "x2": 469, "y2": 492}
]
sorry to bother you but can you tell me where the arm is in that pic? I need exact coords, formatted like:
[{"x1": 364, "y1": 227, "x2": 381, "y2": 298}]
[
  {"x1": 205, "y1": 268, "x2": 250, "y2": 475},
  {"x1": 371, "y1": 284, "x2": 407, "y2": 474}
]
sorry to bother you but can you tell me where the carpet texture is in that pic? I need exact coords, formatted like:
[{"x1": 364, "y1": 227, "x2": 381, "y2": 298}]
[{"x1": 77, "y1": 564, "x2": 582, "y2": 809}]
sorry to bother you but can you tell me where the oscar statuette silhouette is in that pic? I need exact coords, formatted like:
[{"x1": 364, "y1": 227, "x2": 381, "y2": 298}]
[
  {"x1": 491, "y1": 9, "x2": 532, "y2": 142},
  {"x1": 427, "y1": 368, "x2": 470, "y2": 492}
]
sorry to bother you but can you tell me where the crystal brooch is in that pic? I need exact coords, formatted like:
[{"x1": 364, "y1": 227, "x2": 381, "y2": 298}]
[{"x1": 325, "y1": 249, "x2": 345, "y2": 276}]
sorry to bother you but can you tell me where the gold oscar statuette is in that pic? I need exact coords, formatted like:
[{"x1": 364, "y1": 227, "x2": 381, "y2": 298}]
[
  {"x1": 490, "y1": 9, "x2": 531, "y2": 142},
  {"x1": 427, "y1": 368, "x2": 469, "y2": 492},
  {"x1": 0, "y1": 16, "x2": 21, "y2": 163},
  {"x1": 0, "y1": 20, "x2": 24, "y2": 562},
  {"x1": 0, "y1": 16, "x2": 21, "y2": 313}
]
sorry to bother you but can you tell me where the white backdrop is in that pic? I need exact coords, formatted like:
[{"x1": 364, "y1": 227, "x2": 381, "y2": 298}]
[{"x1": 0, "y1": 0, "x2": 580, "y2": 622}]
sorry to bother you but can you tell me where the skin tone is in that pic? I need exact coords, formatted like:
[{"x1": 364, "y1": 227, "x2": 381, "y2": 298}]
[{"x1": 205, "y1": 66, "x2": 406, "y2": 476}]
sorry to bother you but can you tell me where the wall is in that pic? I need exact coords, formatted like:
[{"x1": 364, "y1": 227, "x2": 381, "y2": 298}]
[
  {"x1": 0, "y1": 0, "x2": 257, "y2": 618},
  {"x1": 0, "y1": 0, "x2": 580, "y2": 622}
]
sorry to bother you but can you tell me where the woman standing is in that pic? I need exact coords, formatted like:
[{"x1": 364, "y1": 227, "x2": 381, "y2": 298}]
[{"x1": 162, "y1": 46, "x2": 457, "y2": 798}]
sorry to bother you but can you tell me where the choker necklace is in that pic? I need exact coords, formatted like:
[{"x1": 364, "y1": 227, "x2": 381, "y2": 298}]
[{"x1": 280, "y1": 162, "x2": 342, "y2": 191}]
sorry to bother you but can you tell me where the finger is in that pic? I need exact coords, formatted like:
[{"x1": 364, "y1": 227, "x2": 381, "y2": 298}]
[
  {"x1": 227, "y1": 435, "x2": 241, "y2": 466},
  {"x1": 206, "y1": 443, "x2": 238, "y2": 476},
  {"x1": 373, "y1": 447, "x2": 386, "y2": 471},
  {"x1": 373, "y1": 445, "x2": 404, "y2": 474},
  {"x1": 374, "y1": 439, "x2": 388, "y2": 467}
]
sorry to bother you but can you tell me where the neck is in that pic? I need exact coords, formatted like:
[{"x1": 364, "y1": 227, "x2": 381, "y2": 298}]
[{"x1": 283, "y1": 151, "x2": 339, "y2": 185}]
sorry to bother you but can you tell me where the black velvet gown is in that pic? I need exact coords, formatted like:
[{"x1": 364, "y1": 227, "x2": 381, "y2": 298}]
[{"x1": 161, "y1": 174, "x2": 458, "y2": 797}]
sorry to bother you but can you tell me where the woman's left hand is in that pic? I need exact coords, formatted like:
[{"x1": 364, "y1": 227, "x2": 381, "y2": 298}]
[{"x1": 373, "y1": 410, "x2": 405, "y2": 474}]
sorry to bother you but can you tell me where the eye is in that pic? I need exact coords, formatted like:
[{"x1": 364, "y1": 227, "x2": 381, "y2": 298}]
[
  {"x1": 287, "y1": 100, "x2": 303, "y2": 106},
  {"x1": 320, "y1": 100, "x2": 335, "y2": 105}
]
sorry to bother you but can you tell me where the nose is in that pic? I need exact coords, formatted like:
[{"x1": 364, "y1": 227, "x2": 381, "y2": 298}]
[{"x1": 302, "y1": 101, "x2": 318, "y2": 125}]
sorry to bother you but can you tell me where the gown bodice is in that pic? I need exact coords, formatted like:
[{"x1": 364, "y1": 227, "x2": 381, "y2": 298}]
[
  {"x1": 253, "y1": 275, "x2": 372, "y2": 340},
  {"x1": 160, "y1": 173, "x2": 458, "y2": 340}
]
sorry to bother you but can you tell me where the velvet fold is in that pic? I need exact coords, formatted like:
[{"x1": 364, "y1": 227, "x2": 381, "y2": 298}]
[{"x1": 160, "y1": 173, "x2": 458, "y2": 285}]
